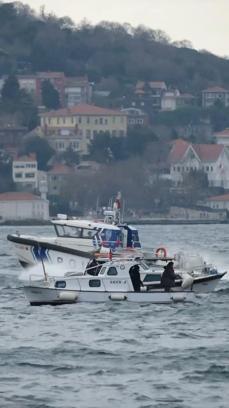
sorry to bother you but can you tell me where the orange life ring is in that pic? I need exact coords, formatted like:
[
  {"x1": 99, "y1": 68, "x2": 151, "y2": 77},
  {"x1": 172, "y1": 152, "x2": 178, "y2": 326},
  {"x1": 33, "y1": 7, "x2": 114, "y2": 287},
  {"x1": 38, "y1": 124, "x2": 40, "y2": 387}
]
[{"x1": 155, "y1": 247, "x2": 167, "y2": 258}]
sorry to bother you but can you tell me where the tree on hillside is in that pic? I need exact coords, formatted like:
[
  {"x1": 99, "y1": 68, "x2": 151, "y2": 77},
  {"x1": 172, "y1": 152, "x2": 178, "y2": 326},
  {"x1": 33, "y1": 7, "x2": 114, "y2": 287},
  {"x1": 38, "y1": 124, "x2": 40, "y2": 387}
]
[
  {"x1": 41, "y1": 80, "x2": 60, "y2": 109},
  {"x1": 89, "y1": 132, "x2": 126, "y2": 162},
  {"x1": 58, "y1": 146, "x2": 80, "y2": 166},
  {"x1": 23, "y1": 136, "x2": 54, "y2": 170},
  {"x1": 1, "y1": 75, "x2": 20, "y2": 111},
  {"x1": 0, "y1": 75, "x2": 39, "y2": 129},
  {"x1": 17, "y1": 89, "x2": 39, "y2": 130},
  {"x1": 126, "y1": 127, "x2": 158, "y2": 155}
]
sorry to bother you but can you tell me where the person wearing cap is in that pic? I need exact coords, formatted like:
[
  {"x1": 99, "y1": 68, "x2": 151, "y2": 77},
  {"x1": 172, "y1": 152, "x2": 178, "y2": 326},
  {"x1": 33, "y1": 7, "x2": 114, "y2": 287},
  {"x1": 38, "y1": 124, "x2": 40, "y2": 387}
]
[{"x1": 160, "y1": 261, "x2": 176, "y2": 292}]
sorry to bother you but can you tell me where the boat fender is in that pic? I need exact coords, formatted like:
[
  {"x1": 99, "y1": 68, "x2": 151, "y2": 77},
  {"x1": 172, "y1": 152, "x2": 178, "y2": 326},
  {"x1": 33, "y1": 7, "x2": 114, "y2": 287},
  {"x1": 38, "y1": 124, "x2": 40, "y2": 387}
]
[
  {"x1": 171, "y1": 294, "x2": 186, "y2": 303},
  {"x1": 155, "y1": 247, "x2": 167, "y2": 258},
  {"x1": 58, "y1": 291, "x2": 78, "y2": 301},
  {"x1": 181, "y1": 275, "x2": 194, "y2": 289},
  {"x1": 109, "y1": 293, "x2": 127, "y2": 301}
]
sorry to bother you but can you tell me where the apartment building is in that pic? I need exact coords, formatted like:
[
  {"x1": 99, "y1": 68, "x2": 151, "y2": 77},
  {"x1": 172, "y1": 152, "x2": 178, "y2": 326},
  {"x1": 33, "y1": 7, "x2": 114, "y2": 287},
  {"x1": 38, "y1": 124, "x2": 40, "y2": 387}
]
[{"x1": 40, "y1": 103, "x2": 128, "y2": 155}]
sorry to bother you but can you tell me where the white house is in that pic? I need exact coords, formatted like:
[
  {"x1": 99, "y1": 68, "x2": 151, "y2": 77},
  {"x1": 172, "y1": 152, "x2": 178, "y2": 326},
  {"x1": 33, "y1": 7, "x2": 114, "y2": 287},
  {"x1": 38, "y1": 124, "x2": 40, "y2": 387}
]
[
  {"x1": 12, "y1": 154, "x2": 38, "y2": 190},
  {"x1": 170, "y1": 139, "x2": 229, "y2": 189},
  {"x1": 203, "y1": 194, "x2": 229, "y2": 211},
  {"x1": 215, "y1": 128, "x2": 229, "y2": 147},
  {"x1": 0, "y1": 192, "x2": 49, "y2": 221},
  {"x1": 161, "y1": 90, "x2": 179, "y2": 111}
]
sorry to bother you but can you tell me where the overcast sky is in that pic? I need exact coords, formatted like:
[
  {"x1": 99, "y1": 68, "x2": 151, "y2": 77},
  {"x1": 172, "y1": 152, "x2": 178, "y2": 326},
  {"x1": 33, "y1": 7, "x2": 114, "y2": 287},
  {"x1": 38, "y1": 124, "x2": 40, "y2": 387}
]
[{"x1": 5, "y1": 0, "x2": 229, "y2": 57}]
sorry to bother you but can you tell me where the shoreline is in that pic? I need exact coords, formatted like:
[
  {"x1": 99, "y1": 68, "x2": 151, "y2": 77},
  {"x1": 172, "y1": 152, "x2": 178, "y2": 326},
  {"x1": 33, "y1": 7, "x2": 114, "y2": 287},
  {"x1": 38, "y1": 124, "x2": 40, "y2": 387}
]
[{"x1": 1, "y1": 219, "x2": 228, "y2": 226}]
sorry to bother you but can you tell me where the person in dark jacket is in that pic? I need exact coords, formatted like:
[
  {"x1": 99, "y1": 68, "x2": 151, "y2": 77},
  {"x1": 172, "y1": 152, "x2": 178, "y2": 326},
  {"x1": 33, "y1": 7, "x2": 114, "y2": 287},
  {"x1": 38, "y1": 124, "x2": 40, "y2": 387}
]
[
  {"x1": 161, "y1": 261, "x2": 176, "y2": 292},
  {"x1": 86, "y1": 257, "x2": 99, "y2": 275},
  {"x1": 129, "y1": 264, "x2": 143, "y2": 292}
]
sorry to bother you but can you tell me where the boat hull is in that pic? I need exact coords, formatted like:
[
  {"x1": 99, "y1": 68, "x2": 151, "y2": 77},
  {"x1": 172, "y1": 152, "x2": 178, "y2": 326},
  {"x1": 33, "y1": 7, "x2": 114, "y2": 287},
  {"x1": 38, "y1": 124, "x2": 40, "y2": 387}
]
[
  {"x1": 7, "y1": 234, "x2": 91, "y2": 269},
  {"x1": 23, "y1": 286, "x2": 195, "y2": 306}
]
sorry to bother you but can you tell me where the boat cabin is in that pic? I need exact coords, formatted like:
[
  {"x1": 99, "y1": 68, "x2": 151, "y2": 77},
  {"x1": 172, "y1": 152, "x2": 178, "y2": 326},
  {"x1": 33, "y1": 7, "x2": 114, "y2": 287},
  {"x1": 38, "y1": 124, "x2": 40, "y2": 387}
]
[{"x1": 51, "y1": 219, "x2": 141, "y2": 250}]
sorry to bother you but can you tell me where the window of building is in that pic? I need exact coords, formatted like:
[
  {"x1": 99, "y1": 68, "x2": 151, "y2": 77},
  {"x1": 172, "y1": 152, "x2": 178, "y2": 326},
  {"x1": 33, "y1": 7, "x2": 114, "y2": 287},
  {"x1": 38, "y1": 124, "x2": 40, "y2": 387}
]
[
  {"x1": 86, "y1": 129, "x2": 91, "y2": 139},
  {"x1": 104, "y1": 118, "x2": 108, "y2": 125},
  {"x1": 25, "y1": 173, "x2": 35, "y2": 178},
  {"x1": 71, "y1": 117, "x2": 74, "y2": 124},
  {"x1": 15, "y1": 173, "x2": 22, "y2": 178},
  {"x1": 99, "y1": 117, "x2": 103, "y2": 125},
  {"x1": 95, "y1": 118, "x2": 98, "y2": 125},
  {"x1": 78, "y1": 116, "x2": 82, "y2": 124},
  {"x1": 177, "y1": 166, "x2": 180, "y2": 172},
  {"x1": 206, "y1": 166, "x2": 209, "y2": 172},
  {"x1": 87, "y1": 117, "x2": 90, "y2": 124}
]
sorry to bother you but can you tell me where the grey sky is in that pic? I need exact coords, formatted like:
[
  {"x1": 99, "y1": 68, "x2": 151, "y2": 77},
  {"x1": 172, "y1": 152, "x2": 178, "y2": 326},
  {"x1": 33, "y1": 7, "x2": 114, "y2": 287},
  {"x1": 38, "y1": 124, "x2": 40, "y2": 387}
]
[{"x1": 5, "y1": 0, "x2": 229, "y2": 56}]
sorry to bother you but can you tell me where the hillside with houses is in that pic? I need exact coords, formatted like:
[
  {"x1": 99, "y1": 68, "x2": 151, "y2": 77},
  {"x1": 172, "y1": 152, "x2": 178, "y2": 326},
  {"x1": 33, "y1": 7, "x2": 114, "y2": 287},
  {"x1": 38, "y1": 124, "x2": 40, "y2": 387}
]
[{"x1": 1, "y1": 2, "x2": 229, "y2": 222}]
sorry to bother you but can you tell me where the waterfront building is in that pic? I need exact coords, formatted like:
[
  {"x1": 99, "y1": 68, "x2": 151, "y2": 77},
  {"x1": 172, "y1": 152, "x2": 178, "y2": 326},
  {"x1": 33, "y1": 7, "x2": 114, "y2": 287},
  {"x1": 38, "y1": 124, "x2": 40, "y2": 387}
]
[
  {"x1": 0, "y1": 192, "x2": 49, "y2": 221},
  {"x1": 12, "y1": 154, "x2": 38, "y2": 190}
]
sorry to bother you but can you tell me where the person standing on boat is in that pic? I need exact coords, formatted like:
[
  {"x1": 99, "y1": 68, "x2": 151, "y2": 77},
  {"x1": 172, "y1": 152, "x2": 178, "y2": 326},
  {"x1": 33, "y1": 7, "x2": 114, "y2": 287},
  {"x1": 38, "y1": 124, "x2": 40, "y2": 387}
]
[
  {"x1": 129, "y1": 264, "x2": 143, "y2": 292},
  {"x1": 161, "y1": 261, "x2": 176, "y2": 292},
  {"x1": 86, "y1": 257, "x2": 99, "y2": 276}
]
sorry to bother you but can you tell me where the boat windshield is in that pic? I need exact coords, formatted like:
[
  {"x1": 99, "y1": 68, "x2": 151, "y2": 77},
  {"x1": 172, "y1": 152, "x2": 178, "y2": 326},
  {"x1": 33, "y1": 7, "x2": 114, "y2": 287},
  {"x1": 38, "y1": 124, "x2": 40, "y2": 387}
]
[
  {"x1": 100, "y1": 228, "x2": 122, "y2": 249},
  {"x1": 131, "y1": 230, "x2": 141, "y2": 248},
  {"x1": 55, "y1": 224, "x2": 97, "y2": 239}
]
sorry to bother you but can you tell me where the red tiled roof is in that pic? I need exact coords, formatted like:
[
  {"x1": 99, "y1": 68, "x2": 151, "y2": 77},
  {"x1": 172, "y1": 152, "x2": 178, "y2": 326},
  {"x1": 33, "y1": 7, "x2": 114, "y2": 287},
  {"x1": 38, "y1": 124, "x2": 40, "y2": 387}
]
[
  {"x1": 202, "y1": 86, "x2": 229, "y2": 93},
  {"x1": 14, "y1": 153, "x2": 36, "y2": 162},
  {"x1": 207, "y1": 194, "x2": 229, "y2": 202},
  {"x1": 169, "y1": 139, "x2": 190, "y2": 162},
  {"x1": 170, "y1": 139, "x2": 224, "y2": 163},
  {"x1": 41, "y1": 104, "x2": 125, "y2": 117},
  {"x1": 194, "y1": 144, "x2": 223, "y2": 162},
  {"x1": 48, "y1": 164, "x2": 74, "y2": 175},
  {"x1": 215, "y1": 128, "x2": 229, "y2": 138},
  {"x1": 0, "y1": 192, "x2": 41, "y2": 201},
  {"x1": 136, "y1": 80, "x2": 167, "y2": 91}
]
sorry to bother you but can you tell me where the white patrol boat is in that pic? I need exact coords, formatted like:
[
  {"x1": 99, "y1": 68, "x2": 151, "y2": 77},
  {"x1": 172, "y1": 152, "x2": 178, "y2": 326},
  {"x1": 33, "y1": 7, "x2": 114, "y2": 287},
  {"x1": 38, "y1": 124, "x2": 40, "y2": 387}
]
[
  {"x1": 7, "y1": 214, "x2": 141, "y2": 269},
  {"x1": 20, "y1": 259, "x2": 196, "y2": 306}
]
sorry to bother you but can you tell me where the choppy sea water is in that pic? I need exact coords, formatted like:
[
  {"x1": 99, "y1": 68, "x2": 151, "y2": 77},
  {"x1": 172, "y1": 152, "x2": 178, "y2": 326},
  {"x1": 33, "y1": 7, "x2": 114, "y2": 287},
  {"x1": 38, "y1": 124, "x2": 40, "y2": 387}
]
[{"x1": 0, "y1": 224, "x2": 229, "y2": 408}]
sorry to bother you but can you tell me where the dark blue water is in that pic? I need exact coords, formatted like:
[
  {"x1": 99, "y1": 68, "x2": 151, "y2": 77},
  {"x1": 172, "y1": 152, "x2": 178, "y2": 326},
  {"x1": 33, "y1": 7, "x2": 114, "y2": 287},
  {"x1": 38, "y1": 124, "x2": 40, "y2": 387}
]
[{"x1": 0, "y1": 225, "x2": 229, "y2": 408}]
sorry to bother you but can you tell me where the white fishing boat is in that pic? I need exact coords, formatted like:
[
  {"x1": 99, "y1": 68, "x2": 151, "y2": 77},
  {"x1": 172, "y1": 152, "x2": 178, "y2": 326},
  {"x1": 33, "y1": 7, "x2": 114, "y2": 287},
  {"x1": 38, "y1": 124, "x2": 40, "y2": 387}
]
[{"x1": 20, "y1": 259, "x2": 196, "y2": 306}]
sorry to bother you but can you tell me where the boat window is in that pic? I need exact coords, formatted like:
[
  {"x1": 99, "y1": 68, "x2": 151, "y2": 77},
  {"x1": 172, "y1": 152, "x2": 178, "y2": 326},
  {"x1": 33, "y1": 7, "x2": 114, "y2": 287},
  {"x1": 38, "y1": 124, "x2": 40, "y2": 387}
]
[
  {"x1": 143, "y1": 274, "x2": 161, "y2": 282},
  {"x1": 100, "y1": 229, "x2": 122, "y2": 248},
  {"x1": 81, "y1": 228, "x2": 97, "y2": 238},
  {"x1": 89, "y1": 279, "x2": 101, "y2": 287},
  {"x1": 55, "y1": 225, "x2": 65, "y2": 236},
  {"x1": 107, "y1": 267, "x2": 118, "y2": 276},
  {"x1": 131, "y1": 230, "x2": 141, "y2": 248},
  {"x1": 55, "y1": 280, "x2": 66, "y2": 288},
  {"x1": 56, "y1": 225, "x2": 82, "y2": 238},
  {"x1": 139, "y1": 261, "x2": 149, "y2": 270},
  {"x1": 99, "y1": 267, "x2": 106, "y2": 275}
]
